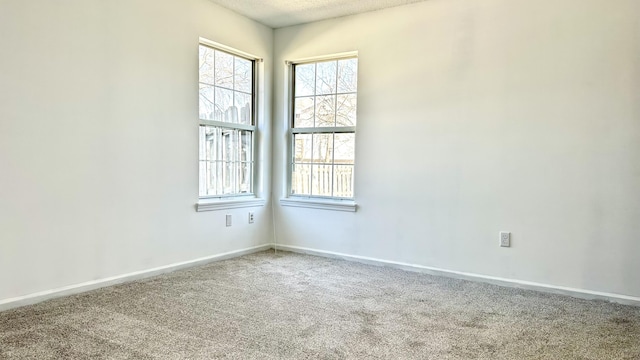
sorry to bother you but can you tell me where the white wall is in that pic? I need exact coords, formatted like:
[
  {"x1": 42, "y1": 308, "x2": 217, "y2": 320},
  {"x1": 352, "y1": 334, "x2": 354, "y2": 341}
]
[
  {"x1": 2, "y1": 0, "x2": 639, "y2": 305},
  {"x1": 0, "y1": 0, "x2": 273, "y2": 302},
  {"x1": 273, "y1": 0, "x2": 640, "y2": 298}
]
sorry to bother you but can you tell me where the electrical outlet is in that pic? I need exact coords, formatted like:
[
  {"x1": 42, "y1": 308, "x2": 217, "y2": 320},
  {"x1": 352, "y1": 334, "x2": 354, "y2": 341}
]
[
  {"x1": 248, "y1": 212, "x2": 254, "y2": 224},
  {"x1": 500, "y1": 232, "x2": 510, "y2": 247},
  {"x1": 226, "y1": 214, "x2": 232, "y2": 227}
]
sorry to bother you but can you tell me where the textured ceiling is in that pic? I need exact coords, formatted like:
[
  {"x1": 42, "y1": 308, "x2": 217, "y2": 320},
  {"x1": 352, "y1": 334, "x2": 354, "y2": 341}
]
[{"x1": 208, "y1": 0, "x2": 429, "y2": 28}]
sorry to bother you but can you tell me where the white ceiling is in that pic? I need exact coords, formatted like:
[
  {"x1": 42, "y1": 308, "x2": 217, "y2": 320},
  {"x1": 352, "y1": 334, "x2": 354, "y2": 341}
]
[{"x1": 208, "y1": 0, "x2": 429, "y2": 28}]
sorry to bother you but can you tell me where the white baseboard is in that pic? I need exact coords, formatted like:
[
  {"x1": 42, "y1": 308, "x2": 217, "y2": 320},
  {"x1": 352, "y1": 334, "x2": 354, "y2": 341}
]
[
  {"x1": 0, "y1": 244, "x2": 271, "y2": 312},
  {"x1": 273, "y1": 244, "x2": 640, "y2": 307},
  {"x1": 3, "y1": 243, "x2": 638, "y2": 312}
]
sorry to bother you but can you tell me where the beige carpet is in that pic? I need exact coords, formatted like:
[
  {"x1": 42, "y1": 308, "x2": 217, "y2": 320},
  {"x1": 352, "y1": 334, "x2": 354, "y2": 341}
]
[{"x1": 0, "y1": 250, "x2": 639, "y2": 359}]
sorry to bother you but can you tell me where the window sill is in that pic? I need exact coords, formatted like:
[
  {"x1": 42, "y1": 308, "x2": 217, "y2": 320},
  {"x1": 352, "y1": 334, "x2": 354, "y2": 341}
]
[
  {"x1": 280, "y1": 198, "x2": 357, "y2": 212},
  {"x1": 197, "y1": 197, "x2": 265, "y2": 212}
]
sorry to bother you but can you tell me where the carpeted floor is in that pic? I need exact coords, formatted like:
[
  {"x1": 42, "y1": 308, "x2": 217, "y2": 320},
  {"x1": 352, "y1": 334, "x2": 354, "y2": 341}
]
[{"x1": 1, "y1": 250, "x2": 639, "y2": 359}]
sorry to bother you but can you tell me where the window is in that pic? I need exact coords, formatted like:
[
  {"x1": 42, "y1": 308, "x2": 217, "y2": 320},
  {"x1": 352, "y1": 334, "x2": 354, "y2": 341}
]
[
  {"x1": 290, "y1": 57, "x2": 358, "y2": 199},
  {"x1": 198, "y1": 43, "x2": 256, "y2": 198}
]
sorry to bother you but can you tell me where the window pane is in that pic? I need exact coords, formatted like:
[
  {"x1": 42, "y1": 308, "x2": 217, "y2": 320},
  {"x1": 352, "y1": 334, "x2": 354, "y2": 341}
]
[
  {"x1": 199, "y1": 85, "x2": 215, "y2": 120},
  {"x1": 311, "y1": 164, "x2": 333, "y2": 196},
  {"x1": 292, "y1": 163, "x2": 311, "y2": 195},
  {"x1": 239, "y1": 162, "x2": 252, "y2": 193},
  {"x1": 199, "y1": 126, "x2": 207, "y2": 160},
  {"x1": 200, "y1": 160, "x2": 224, "y2": 196},
  {"x1": 199, "y1": 46, "x2": 215, "y2": 84},
  {"x1": 315, "y1": 95, "x2": 336, "y2": 127},
  {"x1": 202, "y1": 126, "x2": 221, "y2": 163},
  {"x1": 235, "y1": 91, "x2": 252, "y2": 125},
  {"x1": 337, "y1": 58, "x2": 358, "y2": 93},
  {"x1": 215, "y1": 51, "x2": 234, "y2": 88},
  {"x1": 222, "y1": 161, "x2": 235, "y2": 194},
  {"x1": 221, "y1": 129, "x2": 238, "y2": 162},
  {"x1": 234, "y1": 57, "x2": 252, "y2": 93},
  {"x1": 294, "y1": 97, "x2": 314, "y2": 128},
  {"x1": 336, "y1": 94, "x2": 357, "y2": 127},
  {"x1": 333, "y1": 165, "x2": 354, "y2": 198},
  {"x1": 199, "y1": 161, "x2": 208, "y2": 196},
  {"x1": 316, "y1": 61, "x2": 337, "y2": 95},
  {"x1": 240, "y1": 130, "x2": 252, "y2": 162},
  {"x1": 293, "y1": 134, "x2": 312, "y2": 163},
  {"x1": 215, "y1": 87, "x2": 234, "y2": 122},
  {"x1": 334, "y1": 133, "x2": 355, "y2": 164},
  {"x1": 213, "y1": 161, "x2": 224, "y2": 195},
  {"x1": 312, "y1": 133, "x2": 333, "y2": 164},
  {"x1": 295, "y1": 64, "x2": 315, "y2": 97}
]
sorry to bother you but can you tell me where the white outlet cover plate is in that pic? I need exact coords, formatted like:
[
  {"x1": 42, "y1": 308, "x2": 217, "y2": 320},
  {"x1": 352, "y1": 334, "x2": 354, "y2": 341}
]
[{"x1": 500, "y1": 232, "x2": 510, "y2": 247}]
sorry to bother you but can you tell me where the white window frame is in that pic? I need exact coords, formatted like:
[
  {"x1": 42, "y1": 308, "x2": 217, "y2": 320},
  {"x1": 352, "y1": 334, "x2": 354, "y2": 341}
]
[
  {"x1": 197, "y1": 38, "x2": 265, "y2": 212},
  {"x1": 281, "y1": 52, "x2": 358, "y2": 212}
]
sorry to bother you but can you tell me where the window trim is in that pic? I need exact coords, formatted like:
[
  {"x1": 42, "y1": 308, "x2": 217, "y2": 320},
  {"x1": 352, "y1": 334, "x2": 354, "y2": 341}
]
[
  {"x1": 197, "y1": 197, "x2": 266, "y2": 212},
  {"x1": 280, "y1": 197, "x2": 356, "y2": 212},
  {"x1": 284, "y1": 51, "x2": 357, "y2": 66},
  {"x1": 199, "y1": 37, "x2": 263, "y2": 63},
  {"x1": 283, "y1": 52, "x2": 359, "y2": 211},
  {"x1": 197, "y1": 38, "x2": 264, "y2": 211}
]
